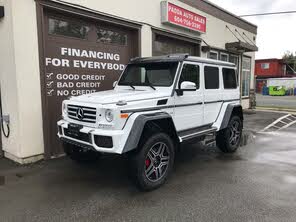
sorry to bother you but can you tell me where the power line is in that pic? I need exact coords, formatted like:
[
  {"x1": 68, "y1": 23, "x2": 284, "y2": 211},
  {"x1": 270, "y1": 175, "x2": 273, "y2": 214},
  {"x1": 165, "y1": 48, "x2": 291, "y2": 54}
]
[{"x1": 240, "y1": 10, "x2": 296, "y2": 17}]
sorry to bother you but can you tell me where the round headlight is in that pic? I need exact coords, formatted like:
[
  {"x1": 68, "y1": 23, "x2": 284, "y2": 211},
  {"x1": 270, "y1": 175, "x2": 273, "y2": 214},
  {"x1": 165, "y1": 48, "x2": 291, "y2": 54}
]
[{"x1": 105, "y1": 109, "x2": 114, "y2": 122}]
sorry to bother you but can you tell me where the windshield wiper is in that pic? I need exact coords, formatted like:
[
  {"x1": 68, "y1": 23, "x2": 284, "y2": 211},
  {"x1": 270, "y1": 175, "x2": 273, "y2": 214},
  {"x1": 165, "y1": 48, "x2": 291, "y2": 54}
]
[
  {"x1": 128, "y1": 84, "x2": 135, "y2": 90},
  {"x1": 146, "y1": 81, "x2": 156, "y2": 90}
]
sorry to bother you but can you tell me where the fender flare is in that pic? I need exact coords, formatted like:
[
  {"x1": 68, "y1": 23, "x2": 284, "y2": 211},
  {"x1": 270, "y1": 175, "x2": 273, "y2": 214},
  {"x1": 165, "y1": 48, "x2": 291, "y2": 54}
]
[
  {"x1": 220, "y1": 104, "x2": 243, "y2": 130},
  {"x1": 122, "y1": 112, "x2": 177, "y2": 153}
]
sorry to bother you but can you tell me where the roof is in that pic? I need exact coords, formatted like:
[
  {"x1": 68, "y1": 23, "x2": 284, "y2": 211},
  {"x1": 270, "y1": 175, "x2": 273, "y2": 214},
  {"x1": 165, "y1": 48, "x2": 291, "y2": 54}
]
[
  {"x1": 256, "y1": 58, "x2": 284, "y2": 63},
  {"x1": 179, "y1": 0, "x2": 257, "y2": 34},
  {"x1": 130, "y1": 54, "x2": 236, "y2": 67}
]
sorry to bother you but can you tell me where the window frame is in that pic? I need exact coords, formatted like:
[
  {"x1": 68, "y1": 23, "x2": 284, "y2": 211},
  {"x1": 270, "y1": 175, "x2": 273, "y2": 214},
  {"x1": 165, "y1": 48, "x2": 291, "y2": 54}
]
[
  {"x1": 229, "y1": 54, "x2": 240, "y2": 83},
  {"x1": 220, "y1": 52, "x2": 229, "y2": 62},
  {"x1": 242, "y1": 56, "x2": 252, "y2": 98},
  {"x1": 261, "y1": 63, "x2": 270, "y2": 69},
  {"x1": 177, "y1": 62, "x2": 201, "y2": 90},
  {"x1": 204, "y1": 65, "x2": 220, "y2": 90},
  {"x1": 208, "y1": 50, "x2": 219, "y2": 60}
]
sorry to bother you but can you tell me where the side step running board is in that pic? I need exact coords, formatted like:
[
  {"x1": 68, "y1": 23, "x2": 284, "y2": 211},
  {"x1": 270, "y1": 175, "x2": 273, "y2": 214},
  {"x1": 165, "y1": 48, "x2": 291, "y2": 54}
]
[{"x1": 180, "y1": 127, "x2": 217, "y2": 141}]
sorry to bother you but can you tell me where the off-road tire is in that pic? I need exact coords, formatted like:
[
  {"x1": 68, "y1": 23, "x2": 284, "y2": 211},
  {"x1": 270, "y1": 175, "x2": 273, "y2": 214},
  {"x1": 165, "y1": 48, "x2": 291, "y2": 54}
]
[
  {"x1": 63, "y1": 143, "x2": 102, "y2": 163},
  {"x1": 129, "y1": 133, "x2": 175, "y2": 191},
  {"x1": 216, "y1": 116, "x2": 242, "y2": 153}
]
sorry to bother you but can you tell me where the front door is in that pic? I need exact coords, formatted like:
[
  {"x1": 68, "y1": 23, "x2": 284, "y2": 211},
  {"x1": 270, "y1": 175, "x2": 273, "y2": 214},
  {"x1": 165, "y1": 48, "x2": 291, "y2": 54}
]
[{"x1": 173, "y1": 62, "x2": 204, "y2": 131}]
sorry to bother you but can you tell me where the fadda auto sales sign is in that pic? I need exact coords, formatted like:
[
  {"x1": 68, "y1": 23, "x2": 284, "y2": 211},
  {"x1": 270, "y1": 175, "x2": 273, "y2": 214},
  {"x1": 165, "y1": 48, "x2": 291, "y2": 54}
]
[{"x1": 161, "y1": 1, "x2": 206, "y2": 33}]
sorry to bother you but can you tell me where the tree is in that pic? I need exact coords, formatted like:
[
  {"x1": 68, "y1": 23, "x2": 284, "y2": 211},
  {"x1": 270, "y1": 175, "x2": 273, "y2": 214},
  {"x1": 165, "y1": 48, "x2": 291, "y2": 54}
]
[{"x1": 282, "y1": 51, "x2": 296, "y2": 73}]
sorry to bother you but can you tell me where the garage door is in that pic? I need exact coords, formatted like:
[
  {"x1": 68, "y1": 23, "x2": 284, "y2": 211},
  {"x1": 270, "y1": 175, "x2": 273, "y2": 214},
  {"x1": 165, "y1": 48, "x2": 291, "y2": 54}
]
[
  {"x1": 41, "y1": 10, "x2": 139, "y2": 158},
  {"x1": 152, "y1": 31, "x2": 200, "y2": 56}
]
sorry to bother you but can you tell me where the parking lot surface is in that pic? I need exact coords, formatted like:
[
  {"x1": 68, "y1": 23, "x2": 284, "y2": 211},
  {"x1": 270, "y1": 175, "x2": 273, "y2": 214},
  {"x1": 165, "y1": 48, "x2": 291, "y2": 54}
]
[
  {"x1": 0, "y1": 111, "x2": 296, "y2": 222},
  {"x1": 256, "y1": 94, "x2": 296, "y2": 109}
]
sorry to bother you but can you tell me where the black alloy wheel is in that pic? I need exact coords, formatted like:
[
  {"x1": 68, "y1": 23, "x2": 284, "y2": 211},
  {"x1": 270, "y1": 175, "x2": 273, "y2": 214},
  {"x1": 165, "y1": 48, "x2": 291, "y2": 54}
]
[
  {"x1": 145, "y1": 142, "x2": 170, "y2": 182},
  {"x1": 129, "y1": 133, "x2": 175, "y2": 191},
  {"x1": 216, "y1": 116, "x2": 242, "y2": 153}
]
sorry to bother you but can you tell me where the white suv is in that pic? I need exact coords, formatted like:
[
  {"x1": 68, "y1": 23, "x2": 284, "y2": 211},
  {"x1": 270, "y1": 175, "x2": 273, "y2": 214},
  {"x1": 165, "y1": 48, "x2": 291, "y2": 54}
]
[{"x1": 57, "y1": 54, "x2": 243, "y2": 191}]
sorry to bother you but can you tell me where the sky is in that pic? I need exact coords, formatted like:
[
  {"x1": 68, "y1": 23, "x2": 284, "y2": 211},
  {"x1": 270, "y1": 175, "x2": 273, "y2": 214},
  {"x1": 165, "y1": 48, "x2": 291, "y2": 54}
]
[{"x1": 209, "y1": 0, "x2": 296, "y2": 59}]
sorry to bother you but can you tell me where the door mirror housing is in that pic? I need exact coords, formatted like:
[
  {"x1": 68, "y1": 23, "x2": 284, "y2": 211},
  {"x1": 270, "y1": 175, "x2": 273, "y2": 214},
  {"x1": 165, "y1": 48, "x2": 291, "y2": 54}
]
[
  {"x1": 176, "y1": 81, "x2": 196, "y2": 96},
  {"x1": 113, "y1": 81, "x2": 118, "y2": 88},
  {"x1": 180, "y1": 81, "x2": 196, "y2": 90}
]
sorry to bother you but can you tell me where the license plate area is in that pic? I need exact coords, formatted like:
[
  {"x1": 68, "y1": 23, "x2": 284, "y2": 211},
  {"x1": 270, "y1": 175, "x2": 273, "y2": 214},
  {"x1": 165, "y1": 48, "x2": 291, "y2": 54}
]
[
  {"x1": 64, "y1": 123, "x2": 84, "y2": 139},
  {"x1": 64, "y1": 124, "x2": 91, "y2": 143},
  {"x1": 67, "y1": 123, "x2": 83, "y2": 136}
]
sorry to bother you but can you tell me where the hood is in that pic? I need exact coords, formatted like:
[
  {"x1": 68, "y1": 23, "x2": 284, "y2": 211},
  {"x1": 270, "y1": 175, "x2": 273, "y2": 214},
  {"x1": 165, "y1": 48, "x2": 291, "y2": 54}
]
[{"x1": 70, "y1": 89, "x2": 170, "y2": 104}]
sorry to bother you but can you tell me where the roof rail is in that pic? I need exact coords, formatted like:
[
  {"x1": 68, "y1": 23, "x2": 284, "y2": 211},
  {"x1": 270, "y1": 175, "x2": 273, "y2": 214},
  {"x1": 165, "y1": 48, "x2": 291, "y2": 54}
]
[
  {"x1": 167, "y1": 53, "x2": 189, "y2": 59},
  {"x1": 129, "y1": 57, "x2": 142, "y2": 62}
]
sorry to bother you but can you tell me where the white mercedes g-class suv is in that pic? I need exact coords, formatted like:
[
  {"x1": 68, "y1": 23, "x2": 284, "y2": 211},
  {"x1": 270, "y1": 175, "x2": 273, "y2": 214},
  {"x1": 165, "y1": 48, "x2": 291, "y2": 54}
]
[{"x1": 57, "y1": 54, "x2": 243, "y2": 191}]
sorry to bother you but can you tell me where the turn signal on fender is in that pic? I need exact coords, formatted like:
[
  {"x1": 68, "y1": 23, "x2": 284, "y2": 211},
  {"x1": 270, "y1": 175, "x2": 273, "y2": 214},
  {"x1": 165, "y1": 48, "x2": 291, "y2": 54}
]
[{"x1": 120, "y1": 113, "x2": 129, "y2": 119}]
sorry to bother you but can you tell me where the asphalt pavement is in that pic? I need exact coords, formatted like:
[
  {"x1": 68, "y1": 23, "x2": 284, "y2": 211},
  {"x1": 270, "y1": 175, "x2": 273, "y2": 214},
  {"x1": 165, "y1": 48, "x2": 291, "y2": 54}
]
[
  {"x1": 256, "y1": 94, "x2": 296, "y2": 109},
  {"x1": 0, "y1": 111, "x2": 296, "y2": 222}
]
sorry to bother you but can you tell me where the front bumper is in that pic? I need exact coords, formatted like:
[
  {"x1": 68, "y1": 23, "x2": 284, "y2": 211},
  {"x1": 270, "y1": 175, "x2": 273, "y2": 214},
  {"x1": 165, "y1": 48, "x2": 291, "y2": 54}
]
[{"x1": 57, "y1": 120, "x2": 126, "y2": 154}]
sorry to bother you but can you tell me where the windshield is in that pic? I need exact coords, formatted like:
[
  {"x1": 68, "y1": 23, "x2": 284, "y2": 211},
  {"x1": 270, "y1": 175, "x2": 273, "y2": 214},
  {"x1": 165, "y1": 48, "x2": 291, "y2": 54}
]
[{"x1": 118, "y1": 62, "x2": 178, "y2": 87}]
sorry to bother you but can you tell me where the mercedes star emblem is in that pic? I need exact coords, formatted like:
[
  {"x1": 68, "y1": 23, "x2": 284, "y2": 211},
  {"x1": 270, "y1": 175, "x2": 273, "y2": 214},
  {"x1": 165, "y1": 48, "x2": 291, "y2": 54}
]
[{"x1": 76, "y1": 108, "x2": 84, "y2": 120}]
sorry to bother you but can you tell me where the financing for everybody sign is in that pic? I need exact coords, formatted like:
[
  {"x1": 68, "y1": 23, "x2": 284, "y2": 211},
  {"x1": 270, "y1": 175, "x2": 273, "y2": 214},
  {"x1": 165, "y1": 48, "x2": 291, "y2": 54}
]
[{"x1": 161, "y1": 1, "x2": 206, "y2": 33}]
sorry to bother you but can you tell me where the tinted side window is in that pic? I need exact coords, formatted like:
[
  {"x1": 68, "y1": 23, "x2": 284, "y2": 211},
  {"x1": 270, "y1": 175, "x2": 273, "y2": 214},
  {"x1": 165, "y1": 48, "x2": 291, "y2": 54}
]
[
  {"x1": 204, "y1": 66, "x2": 219, "y2": 89},
  {"x1": 179, "y1": 64, "x2": 200, "y2": 89},
  {"x1": 222, "y1": 68, "x2": 237, "y2": 89}
]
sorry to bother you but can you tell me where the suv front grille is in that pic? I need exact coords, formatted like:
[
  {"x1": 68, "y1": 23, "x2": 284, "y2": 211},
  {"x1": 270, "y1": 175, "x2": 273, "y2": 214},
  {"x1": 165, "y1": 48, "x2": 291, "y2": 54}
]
[{"x1": 67, "y1": 105, "x2": 97, "y2": 123}]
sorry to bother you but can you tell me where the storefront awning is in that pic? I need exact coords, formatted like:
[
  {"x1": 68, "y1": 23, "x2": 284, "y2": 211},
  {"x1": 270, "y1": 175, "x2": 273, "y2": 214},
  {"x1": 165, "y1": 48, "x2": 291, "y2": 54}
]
[{"x1": 225, "y1": 41, "x2": 258, "y2": 53}]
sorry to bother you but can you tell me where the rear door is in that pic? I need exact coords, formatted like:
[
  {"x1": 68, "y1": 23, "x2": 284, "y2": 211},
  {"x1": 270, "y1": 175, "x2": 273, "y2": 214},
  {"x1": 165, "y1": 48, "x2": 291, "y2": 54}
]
[
  {"x1": 203, "y1": 64, "x2": 223, "y2": 125},
  {"x1": 173, "y1": 62, "x2": 204, "y2": 131}
]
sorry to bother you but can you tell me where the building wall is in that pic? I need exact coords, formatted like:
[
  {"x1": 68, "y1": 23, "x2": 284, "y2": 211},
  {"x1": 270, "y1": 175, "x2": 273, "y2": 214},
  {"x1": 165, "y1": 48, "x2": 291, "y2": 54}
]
[
  {"x1": 58, "y1": 0, "x2": 256, "y2": 55},
  {"x1": 0, "y1": 0, "x2": 44, "y2": 163},
  {"x1": 59, "y1": 0, "x2": 256, "y2": 95},
  {"x1": 0, "y1": 0, "x2": 257, "y2": 162},
  {"x1": 255, "y1": 59, "x2": 284, "y2": 78},
  {"x1": 0, "y1": 0, "x2": 20, "y2": 158}
]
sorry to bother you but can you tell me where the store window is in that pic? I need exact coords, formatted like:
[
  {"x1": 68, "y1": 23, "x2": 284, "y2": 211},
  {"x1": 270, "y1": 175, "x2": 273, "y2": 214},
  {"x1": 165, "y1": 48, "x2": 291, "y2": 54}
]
[
  {"x1": 97, "y1": 28, "x2": 128, "y2": 45},
  {"x1": 179, "y1": 64, "x2": 200, "y2": 89},
  {"x1": 208, "y1": 51, "x2": 218, "y2": 60},
  {"x1": 220, "y1": 53, "x2": 229, "y2": 62},
  {"x1": 242, "y1": 57, "x2": 251, "y2": 97},
  {"x1": 153, "y1": 34, "x2": 199, "y2": 56},
  {"x1": 48, "y1": 18, "x2": 90, "y2": 39},
  {"x1": 229, "y1": 54, "x2": 239, "y2": 81},
  {"x1": 222, "y1": 68, "x2": 237, "y2": 89},
  {"x1": 229, "y1": 55, "x2": 239, "y2": 67},
  {"x1": 204, "y1": 66, "x2": 219, "y2": 89}
]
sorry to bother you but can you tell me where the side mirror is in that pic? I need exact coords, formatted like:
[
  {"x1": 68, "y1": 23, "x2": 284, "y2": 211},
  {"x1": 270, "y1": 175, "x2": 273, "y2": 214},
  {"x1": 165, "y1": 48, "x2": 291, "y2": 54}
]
[
  {"x1": 113, "y1": 81, "x2": 118, "y2": 88},
  {"x1": 176, "y1": 81, "x2": 196, "y2": 96},
  {"x1": 180, "y1": 81, "x2": 196, "y2": 90}
]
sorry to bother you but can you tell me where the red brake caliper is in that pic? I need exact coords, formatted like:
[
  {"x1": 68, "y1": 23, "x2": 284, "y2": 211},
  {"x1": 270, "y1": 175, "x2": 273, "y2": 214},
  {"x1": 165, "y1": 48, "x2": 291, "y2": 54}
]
[{"x1": 145, "y1": 159, "x2": 151, "y2": 167}]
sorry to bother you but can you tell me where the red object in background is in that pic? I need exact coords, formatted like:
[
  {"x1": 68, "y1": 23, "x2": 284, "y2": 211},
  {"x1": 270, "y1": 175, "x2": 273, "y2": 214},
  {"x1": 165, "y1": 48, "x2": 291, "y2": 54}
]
[
  {"x1": 255, "y1": 59, "x2": 286, "y2": 78},
  {"x1": 256, "y1": 79, "x2": 267, "y2": 93},
  {"x1": 166, "y1": 2, "x2": 206, "y2": 33}
]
